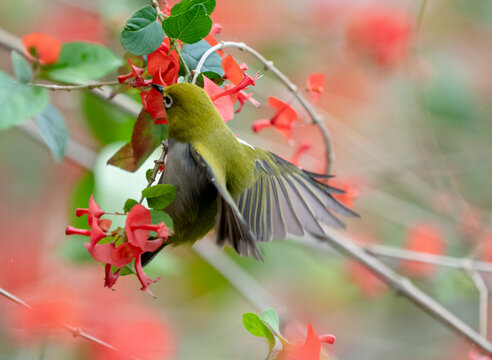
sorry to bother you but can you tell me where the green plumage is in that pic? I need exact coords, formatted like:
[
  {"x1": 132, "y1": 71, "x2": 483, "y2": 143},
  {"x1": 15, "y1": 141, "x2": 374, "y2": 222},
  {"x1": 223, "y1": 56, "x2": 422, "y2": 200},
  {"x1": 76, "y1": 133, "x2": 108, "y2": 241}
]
[{"x1": 142, "y1": 83, "x2": 358, "y2": 265}]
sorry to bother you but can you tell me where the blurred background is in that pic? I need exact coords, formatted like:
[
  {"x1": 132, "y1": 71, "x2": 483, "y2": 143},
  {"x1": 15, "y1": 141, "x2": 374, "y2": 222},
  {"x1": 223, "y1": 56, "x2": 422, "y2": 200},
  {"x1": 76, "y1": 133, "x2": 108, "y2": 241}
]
[{"x1": 1, "y1": 0, "x2": 492, "y2": 359}]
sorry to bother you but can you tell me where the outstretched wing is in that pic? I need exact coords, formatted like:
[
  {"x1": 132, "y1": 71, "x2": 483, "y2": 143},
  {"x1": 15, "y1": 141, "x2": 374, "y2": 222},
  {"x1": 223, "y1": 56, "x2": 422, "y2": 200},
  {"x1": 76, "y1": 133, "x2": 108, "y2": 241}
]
[{"x1": 191, "y1": 144, "x2": 358, "y2": 260}]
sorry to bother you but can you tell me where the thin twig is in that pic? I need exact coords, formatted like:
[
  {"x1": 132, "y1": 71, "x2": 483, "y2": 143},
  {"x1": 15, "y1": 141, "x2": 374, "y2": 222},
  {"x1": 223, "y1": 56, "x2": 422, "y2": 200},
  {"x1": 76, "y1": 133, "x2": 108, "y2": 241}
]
[
  {"x1": 299, "y1": 231, "x2": 492, "y2": 354},
  {"x1": 0, "y1": 286, "x2": 140, "y2": 359},
  {"x1": 191, "y1": 41, "x2": 334, "y2": 173},
  {"x1": 362, "y1": 242, "x2": 492, "y2": 273},
  {"x1": 28, "y1": 80, "x2": 120, "y2": 91},
  {"x1": 151, "y1": 0, "x2": 166, "y2": 21},
  {"x1": 464, "y1": 265, "x2": 489, "y2": 338},
  {"x1": 139, "y1": 141, "x2": 168, "y2": 204}
]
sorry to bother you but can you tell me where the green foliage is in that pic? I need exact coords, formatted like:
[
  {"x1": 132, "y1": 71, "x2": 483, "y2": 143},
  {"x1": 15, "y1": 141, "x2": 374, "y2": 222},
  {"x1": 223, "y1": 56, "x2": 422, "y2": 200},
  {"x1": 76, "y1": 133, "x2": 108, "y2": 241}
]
[
  {"x1": 242, "y1": 312, "x2": 276, "y2": 354},
  {"x1": 146, "y1": 168, "x2": 154, "y2": 181},
  {"x1": 35, "y1": 104, "x2": 68, "y2": 162},
  {"x1": 120, "y1": 5, "x2": 165, "y2": 56},
  {"x1": 123, "y1": 198, "x2": 139, "y2": 213},
  {"x1": 107, "y1": 110, "x2": 168, "y2": 172},
  {"x1": 260, "y1": 308, "x2": 281, "y2": 338},
  {"x1": 41, "y1": 42, "x2": 122, "y2": 84},
  {"x1": 142, "y1": 184, "x2": 176, "y2": 210},
  {"x1": 181, "y1": 39, "x2": 224, "y2": 79},
  {"x1": 11, "y1": 51, "x2": 32, "y2": 83},
  {"x1": 171, "y1": 0, "x2": 216, "y2": 15},
  {"x1": 0, "y1": 72, "x2": 48, "y2": 130},
  {"x1": 81, "y1": 92, "x2": 134, "y2": 145},
  {"x1": 163, "y1": 3, "x2": 213, "y2": 44},
  {"x1": 150, "y1": 209, "x2": 174, "y2": 229}
]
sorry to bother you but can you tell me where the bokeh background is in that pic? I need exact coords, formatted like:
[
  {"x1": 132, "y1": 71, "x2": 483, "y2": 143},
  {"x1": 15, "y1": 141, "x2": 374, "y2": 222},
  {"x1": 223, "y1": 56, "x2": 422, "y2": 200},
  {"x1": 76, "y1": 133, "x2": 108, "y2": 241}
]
[{"x1": 1, "y1": 0, "x2": 492, "y2": 359}]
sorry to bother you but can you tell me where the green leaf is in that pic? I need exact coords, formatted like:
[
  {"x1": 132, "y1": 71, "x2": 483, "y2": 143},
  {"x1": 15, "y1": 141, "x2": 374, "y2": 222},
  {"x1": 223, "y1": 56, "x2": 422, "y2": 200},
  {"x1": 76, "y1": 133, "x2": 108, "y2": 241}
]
[
  {"x1": 146, "y1": 168, "x2": 154, "y2": 181},
  {"x1": 150, "y1": 209, "x2": 174, "y2": 229},
  {"x1": 121, "y1": 5, "x2": 165, "y2": 56},
  {"x1": 81, "y1": 92, "x2": 134, "y2": 145},
  {"x1": 35, "y1": 104, "x2": 68, "y2": 162},
  {"x1": 124, "y1": 198, "x2": 139, "y2": 213},
  {"x1": 41, "y1": 42, "x2": 122, "y2": 84},
  {"x1": 260, "y1": 308, "x2": 281, "y2": 336},
  {"x1": 0, "y1": 72, "x2": 49, "y2": 131},
  {"x1": 162, "y1": 4, "x2": 212, "y2": 44},
  {"x1": 181, "y1": 39, "x2": 224, "y2": 77},
  {"x1": 242, "y1": 313, "x2": 276, "y2": 352},
  {"x1": 142, "y1": 184, "x2": 176, "y2": 210},
  {"x1": 171, "y1": 0, "x2": 216, "y2": 15},
  {"x1": 107, "y1": 110, "x2": 168, "y2": 172},
  {"x1": 11, "y1": 51, "x2": 32, "y2": 83}
]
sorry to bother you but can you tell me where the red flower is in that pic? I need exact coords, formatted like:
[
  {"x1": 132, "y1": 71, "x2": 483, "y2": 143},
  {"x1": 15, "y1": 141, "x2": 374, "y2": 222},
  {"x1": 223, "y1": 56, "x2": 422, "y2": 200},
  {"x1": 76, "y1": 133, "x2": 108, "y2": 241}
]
[
  {"x1": 306, "y1": 73, "x2": 324, "y2": 105},
  {"x1": 280, "y1": 324, "x2": 335, "y2": 360},
  {"x1": 140, "y1": 88, "x2": 168, "y2": 124},
  {"x1": 347, "y1": 6, "x2": 412, "y2": 67},
  {"x1": 290, "y1": 140, "x2": 312, "y2": 167},
  {"x1": 203, "y1": 77, "x2": 237, "y2": 121},
  {"x1": 147, "y1": 40, "x2": 179, "y2": 86},
  {"x1": 402, "y1": 222, "x2": 445, "y2": 277},
  {"x1": 253, "y1": 97, "x2": 298, "y2": 142},
  {"x1": 118, "y1": 58, "x2": 150, "y2": 88},
  {"x1": 330, "y1": 178, "x2": 359, "y2": 208},
  {"x1": 205, "y1": 23, "x2": 223, "y2": 56},
  {"x1": 65, "y1": 198, "x2": 170, "y2": 295},
  {"x1": 22, "y1": 32, "x2": 61, "y2": 65},
  {"x1": 222, "y1": 55, "x2": 244, "y2": 85}
]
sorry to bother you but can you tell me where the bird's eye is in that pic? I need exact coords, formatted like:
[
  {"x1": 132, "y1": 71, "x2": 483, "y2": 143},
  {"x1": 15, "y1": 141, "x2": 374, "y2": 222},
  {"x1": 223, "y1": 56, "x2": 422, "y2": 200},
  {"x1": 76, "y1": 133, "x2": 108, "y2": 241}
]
[{"x1": 163, "y1": 94, "x2": 173, "y2": 109}]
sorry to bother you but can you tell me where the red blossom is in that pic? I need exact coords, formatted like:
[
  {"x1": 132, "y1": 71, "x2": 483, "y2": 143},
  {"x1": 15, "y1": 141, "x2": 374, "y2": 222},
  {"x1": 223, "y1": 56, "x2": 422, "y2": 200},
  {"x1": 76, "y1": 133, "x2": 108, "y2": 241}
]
[
  {"x1": 65, "y1": 198, "x2": 170, "y2": 294},
  {"x1": 22, "y1": 32, "x2": 61, "y2": 65},
  {"x1": 204, "y1": 23, "x2": 223, "y2": 56},
  {"x1": 203, "y1": 76, "x2": 236, "y2": 121},
  {"x1": 306, "y1": 73, "x2": 325, "y2": 104},
  {"x1": 147, "y1": 40, "x2": 179, "y2": 86},
  {"x1": 347, "y1": 6, "x2": 412, "y2": 67},
  {"x1": 236, "y1": 90, "x2": 260, "y2": 114},
  {"x1": 118, "y1": 58, "x2": 150, "y2": 88},
  {"x1": 222, "y1": 55, "x2": 244, "y2": 84},
  {"x1": 402, "y1": 222, "x2": 445, "y2": 277},
  {"x1": 253, "y1": 97, "x2": 298, "y2": 142},
  {"x1": 331, "y1": 178, "x2": 359, "y2": 208},
  {"x1": 280, "y1": 324, "x2": 335, "y2": 360},
  {"x1": 291, "y1": 140, "x2": 312, "y2": 167},
  {"x1": 140, "y1": 87, "x2": 168, "y2": 124}
]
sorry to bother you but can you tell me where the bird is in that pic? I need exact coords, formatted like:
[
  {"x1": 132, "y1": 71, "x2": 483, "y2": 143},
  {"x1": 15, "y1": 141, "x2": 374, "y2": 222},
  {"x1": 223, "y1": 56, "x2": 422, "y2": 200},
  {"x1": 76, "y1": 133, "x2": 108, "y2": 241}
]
[{"x1": 141, "y1": 82, "x2": 358, "y2": 265}]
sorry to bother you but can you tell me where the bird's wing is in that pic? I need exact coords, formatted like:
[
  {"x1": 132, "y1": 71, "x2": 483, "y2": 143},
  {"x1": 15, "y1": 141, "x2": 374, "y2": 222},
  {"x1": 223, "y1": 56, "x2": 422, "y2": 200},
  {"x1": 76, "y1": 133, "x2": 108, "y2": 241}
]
[{"x1": 191, "y1": 143, "x2": 358, "y2": 259}]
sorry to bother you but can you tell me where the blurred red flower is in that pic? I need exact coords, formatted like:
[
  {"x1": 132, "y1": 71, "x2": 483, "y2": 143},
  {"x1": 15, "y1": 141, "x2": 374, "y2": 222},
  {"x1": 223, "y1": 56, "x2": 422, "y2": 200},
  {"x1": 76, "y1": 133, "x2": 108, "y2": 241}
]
[
  {"x1": 306, "y1": 73, "x2": 325, "y2": 105},
  {"x1": 330, "y1": 178, "x2": 360, "y2": 208},
  {"x1": 402, "y1": 222, "x2": 445, "y2": 277},
  {"x1": 290, "y1": 140, "x2": 312, "y2": 167},
  {"x1": 22, "y1": 32, "x2": 61, "y2": 65},
  {"x1": 279, "y1": 324, "x2": 335, "y2": 360},
  {"x1": 253, "y1": 97, "x2": 298, "y2": 142},
  {"x1": 347, "y1": 6, "x2": 412, "y2": 67}
]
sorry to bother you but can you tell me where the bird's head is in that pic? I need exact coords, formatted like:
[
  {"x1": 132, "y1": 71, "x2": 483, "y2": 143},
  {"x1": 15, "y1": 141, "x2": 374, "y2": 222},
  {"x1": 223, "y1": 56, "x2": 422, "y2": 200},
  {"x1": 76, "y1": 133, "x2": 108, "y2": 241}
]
[{"x1": 151, "y1": 82, "x2": 222, "y2": 142}]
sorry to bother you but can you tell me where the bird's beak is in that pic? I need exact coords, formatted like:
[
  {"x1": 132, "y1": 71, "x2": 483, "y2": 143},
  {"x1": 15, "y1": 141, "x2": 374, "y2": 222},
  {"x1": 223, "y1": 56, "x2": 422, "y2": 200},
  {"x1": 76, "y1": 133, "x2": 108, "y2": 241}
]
[{"x1": 151, "y1": 84, "x2": 165, "y2": 94}]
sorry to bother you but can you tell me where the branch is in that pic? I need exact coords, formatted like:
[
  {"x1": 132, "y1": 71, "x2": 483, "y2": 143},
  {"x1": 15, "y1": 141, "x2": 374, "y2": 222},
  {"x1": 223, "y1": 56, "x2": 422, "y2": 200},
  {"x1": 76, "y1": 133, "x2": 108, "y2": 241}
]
[
  {"x1": 191, "y1": 41, "x2": 334, "y2": 173},
  {"x1": 139, "y1": 141, "x2": 168, "y2": 204},
  {"x1": 464, "y1": 266, "x2": 489, "y2": 338},
  {"x1": 150, "y1": 0, "x2": 166, "y2": 22},
  {"x1": 28, "y1": 80, "x2": 120, "y2": 91},
  {"x1": 362, "y1": 242, "x2": 492, "y2": 273},
  {"x1": 298, "y1": 231, "x2": 492, "y2": 355},
  {"x1": 0, "y1": 287, "x2": 140, "y2": 360}
]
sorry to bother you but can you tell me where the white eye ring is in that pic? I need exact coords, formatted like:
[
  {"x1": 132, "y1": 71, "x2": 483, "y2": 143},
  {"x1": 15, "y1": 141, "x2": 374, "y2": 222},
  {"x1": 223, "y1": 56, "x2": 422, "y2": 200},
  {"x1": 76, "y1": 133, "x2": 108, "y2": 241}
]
[{"x1": 163, "y1": 94, "x2": 173, "y2": 109}]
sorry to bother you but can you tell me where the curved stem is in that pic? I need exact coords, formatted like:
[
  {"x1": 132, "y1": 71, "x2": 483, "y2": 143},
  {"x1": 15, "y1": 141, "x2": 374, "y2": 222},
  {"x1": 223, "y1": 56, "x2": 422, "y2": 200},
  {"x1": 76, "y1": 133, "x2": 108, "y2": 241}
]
[
  {"x1": 192, "y1": 41, "x2": 334, "y2": 173},
  {"x1": 28, "y1": 80, "x2": 120, "y2": 91}
]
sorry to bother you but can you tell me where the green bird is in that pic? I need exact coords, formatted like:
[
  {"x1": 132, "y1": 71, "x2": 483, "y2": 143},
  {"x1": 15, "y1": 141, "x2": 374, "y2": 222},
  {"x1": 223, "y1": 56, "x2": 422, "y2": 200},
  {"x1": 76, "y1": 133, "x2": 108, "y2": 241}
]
[{"x1": 142, "y1": 83, "x2": 358, "y2": 265}]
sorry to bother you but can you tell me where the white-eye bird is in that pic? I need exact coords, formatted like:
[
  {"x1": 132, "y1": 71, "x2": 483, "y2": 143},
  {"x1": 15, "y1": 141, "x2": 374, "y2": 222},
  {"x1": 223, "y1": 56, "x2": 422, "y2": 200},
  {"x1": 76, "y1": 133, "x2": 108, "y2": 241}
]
[{"x1": 142, "y1": 83, "x2": 358, "y2": 265}]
